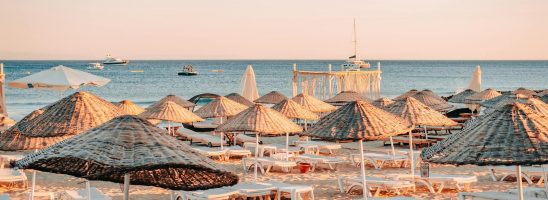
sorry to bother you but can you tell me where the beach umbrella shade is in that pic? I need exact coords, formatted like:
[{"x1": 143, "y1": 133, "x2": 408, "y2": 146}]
[
  {"x1": 420, "y1": 89, "x2": 446, "y2": 103},
  {"x1": 215, "y1": 104, "x2": 302, "y2": 181},
  {"x1": 271, "y1": 99, "x2": 319, "y2": 132},
  {"x1": 0, "y1": 91, "x2": 123, "y2": 151},
  {"x1": 372, "y1": 97, "x2": 395, "y2": 108},
  {"x1": 303, "y1": 100, "x2": 414, "y2": 199},
  {"x1": 393, "y1": 89, "x2": 418, "y2": 101},
  {"x1": 0, "y1": 114, "x2": 15, "y2": 127},
  {"x1": 148, "y1": 94, "x2": 196, "y2": 110},
  {"x1": 512, "y1": 87, "x2": 537, "y2": 97},
  {"x1": 448, "y1": 89, "x2": 478, "y2": 104},
  {"x1": 421, "y1": 103, "x2": 548, "y2": 200},
  {"x1": 240, "y1": 65, "x2": 260, "y2": 101},
  {"x1": 542, "y1": 95, "x2": 548, "y2": 104},
  {"x1": 468, "y1": 65, "x2": 481, "y2": 92},
  {"x1": 465, "y1": 88, "x2": 502, "y2": 102},
  {"x1": 537, "y1": 90, "x2": 548, "y2": 97},
  {"x1": 410, "y1": 91, "x2": 453, "y2": 112},
  {"x1": 480, "y1": 93, "x2": 528, "y2": 108},
  {"x1": 116, "y1": 100, "x2": 145, "y2": 115},
  {"x1": 525, "y1": 98, "x2": 548, "y2": 116},
  {"x1": 8, "y1": 65, "x2": 110, "y2": 91},
  {"x1": 324, "y1": 91, "x2": 370, "y2": 106},
  {"x1": 254, "y1": 91, "x2": 288, "y2": 104},
  {"x1": 15, "y1": 115, "x2": 239, "y2": 200},
  {"x1": 225, "y1": 93, "x2": 254, "y2": 107},
  {"x1": 291, "y1": 93, "x2": 337, "y2": 113},
  {"x1": 140, "y1": 101, "x2": 204, "y2": 136}
]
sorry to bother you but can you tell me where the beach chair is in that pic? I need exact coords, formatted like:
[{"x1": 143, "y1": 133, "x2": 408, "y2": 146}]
[
  {"x1": 179, "y1": 187, "x2": 239, "y2": 200},
  {"x1": 295, "y1": 154, "x2": 344, "y2": 171},
  {"x1": 225, "y1": 146, "x2": 252, "y2": 159},
  {"x1": 243, "y1": 143, "x2": 277, "y2": 157},
  {"x1": 60, "y1": 187, "x2": 111, "y2": 200},
  {"x1": 192, "y1": 147, "x2": 227, "y2": 161},
  {"x1": 296, "y1": 143, "x2": 320, "y2": 154},
  {"x1": 0, "y1": 168, "x2": 27, "y2": 188},
  {"x1": 350, "y1": 152, "x2": 408, "y2": 169},
  {"x1": 242, "y1": 157, "x2": 297, "y2": 174},
  {"x1": 337, "y1": 176, "x2": 414, "y2": 197},
  {"x1": 0, "y1": 154, "x2": 24, "y2": 168},
  {"x1": 458, "y1": 191, "x2": 546, "y2": 200},
  {"x1": 230, "y1": 182, "x2": 277, "y2": 199},
  {"x1": 294, "y1": 141, "x2": 341, "y2": 154},
  {"x1": 488, "y1": 166, "x2": 547, "y2": 185},
  {"x1": 394, "y1": 173, "x2": 477, "y2": 193},
  {"x1": 266, "y1": 181, "x2": 315, "y2": 200},
  {"x1": 234, "y1": 134, "x2": 258, "y2": 145}
]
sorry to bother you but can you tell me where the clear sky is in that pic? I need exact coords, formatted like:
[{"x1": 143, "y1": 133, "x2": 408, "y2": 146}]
[{"x1": 1, "y1": 0, "x2": 547, "y2": 60}]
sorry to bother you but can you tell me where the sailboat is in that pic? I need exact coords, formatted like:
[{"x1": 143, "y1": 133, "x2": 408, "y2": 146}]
[{"x1": 341, "y1": 19, "x2": 370, "y2": 71}]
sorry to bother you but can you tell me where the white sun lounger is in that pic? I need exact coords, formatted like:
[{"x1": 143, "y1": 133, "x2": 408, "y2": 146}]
[
  {"x1": 488, "y1": 166, "x2": 548, "y2": 185},
  {"x1": 180, "y1": 187, "x2": 239, "y2": 200},
  {"x1": 60, "y1": 187, "x2": 111, "y2": 200},
  {"x1": 294, "y1": 141, "x2": 341, "y2": 154},
  {"x1": 351, "y1": 153, "x2": 409, "y2": 169},
  {"x1": 394, "y1": 173, "x2": 477, "y2": 193},
  {"x1": 0, "y1": 168, "x2": 27, "y2": 188},
  {"x1": 458, "y1": 191, "x2": 546, "y2": 200},
  {"x1": 179, "y1": 182, "x2": 311, "y2": 200},
  {"x1": 266, "y1": 181, "x2": 315, "y2": 200},
  {"x1": 242, "y1": 157, "x2": 297, "y2": 174},
  {"x1": 0, "y1": 154, "x2": 24, "y2": 168},
  {"x1": 337, "y1": 176, "x2": 415, "y2": 197},
  {"x1": 225, "y1": 146, "x2": 252, "y2": 159},
  {"x1": 295, "y1": 154, "x2": 344, "y2": 171},
  {"x1": 192, "y1": 147, "x2": 227, "y2": 160},
  {"x1": 234, "y1": 134, "x2": 258, "y2": 144}
]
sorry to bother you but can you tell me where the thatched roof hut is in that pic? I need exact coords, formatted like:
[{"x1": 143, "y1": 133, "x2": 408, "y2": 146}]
[
  {"x1": 291, "y1": 93, "x2": 336, "y2": 113},
  {"x1": 116, "y1": 100, "x2": 145, "y2": 115},
  {"x1": 384, "y1": 97, "x2": 458, "y2": 127},
  {"x1": 393, "y1": 89, "x2": 418, "y2": 101},
  {"x1": 512, "y1": 87, "x2": 537, "y2": 97},
  {"x1": 149, "y1": 94, "x2": 196, "y2": 109},
  {"x1": 0, "y1": 91, "x2": 123, "y2": 151},
  {"x1": 215, "y1": 104, "x2": 302, "y2": 135},
  {"x1": 303, "y1": 100, "x2": 413, "y2": 140},
  {"x1": 324, "y1": 91, "x2": 370, "y2": 106},
  {"x1": 448, "y1": 89, "x2": 477, "y2": 103},
  {"x1": 421, "y1": 103, "x2": 548, "y2": 166},
  {"x1": 194, "y1": 96, "x2": 247, "y2": 118},
  {"x1": 15, "y1": 115, "x2": 238, "y2": 190},
  {"x1": 271, "y1": 99, "x2": 319, "y2": 120},
  {"x1": 225, "y1": 93, "x2": 254, "y2": 107},
  {"x1": 140, "y1": 101, "x2": 203, "y2": 124},
  {"x1": 372, "y1": 97, "x2": 395, "y2": 108},
  {"x1": 466, "y1": 88, "x2": 502, "y2": 102},
  {"x1": 254, "y1": 91, "x2": 288, "y2": 104},
  {"x1": 410, "y1": 91, "x2": 453, "y2": 111}
]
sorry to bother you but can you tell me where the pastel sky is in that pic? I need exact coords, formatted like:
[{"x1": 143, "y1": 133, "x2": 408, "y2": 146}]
[{"x1": 1, "y1": 0, "x2": 547, "y2": 60}]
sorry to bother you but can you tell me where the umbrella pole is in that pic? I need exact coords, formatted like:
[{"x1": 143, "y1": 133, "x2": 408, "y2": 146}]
[
  {"x1": 517, "y1": 165, "x2": 524, "y2": 200},
  {"x1": 168, "y1": 121, "x2": 172, "y2": 136},
  {"x1": 30, "y1": 170, "x2": 36, "y2": 200},
  {"x1": 123, "y1": 174, "x2": 130, "y2": 200},
  {"x1": 408, "y1": 131, "x2": 416, "y2": 192},
  {"x1": 254, "y1": 134, "x2": 259, "y2": 182},
  {"x1": 86, "y1": 180, "x2": 91, "y2": 200},
  {"x1": 424, "y1": 126, "x2": 428, "y2": 140},
  {"x1": 234, "y1": 133, "x2": 237, "y2": 146},
  {"x1": 220, "y1": 132, "x2": 224, "y2": 150},
  {"x1": 389, "y1": 136, "x2": 396, "y2": 158},
  {"x1": 359, "y1": 139, "x2": 369, "y2": 199},
  {"x1": 304, "y1": 119, "x2": 307, "y2": 131},
  {"x1": 286, "y1": 132, "x2": 289, "y2": 161},
  {"x1": 543, "y1": 165, "x2": 548, "y2": 198}
]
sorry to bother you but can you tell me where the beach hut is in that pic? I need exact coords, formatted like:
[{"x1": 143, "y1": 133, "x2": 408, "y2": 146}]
[
  {"x1": 116, "y1": 100, "x2": 145, "y2": 115},
  {"x1": 291, "y1": 93, "x2": 337, "y2": 113},
  {"x1": 448, "y1": 89, "x2": 477, "y2": 103},
  {"x1": 241, "y1": 65, "x2": 259, "y2": 101},
  {"x1": 393, "y1": 89, "x2": 418, "y2": 101},
  {"x1": 303, "y1": 100, "x2": 413, "y2": 200},
  {"x1": 254, "y1": 91, "x2": 288, "y2": 104},
  {"x1": 512, "y1": 87, "x2": 537, "y2": 97},
  {"x1": 225, "y1": 93, "x2": 254, "y2": 107},
  {"x1": 9, "y1": 65, "x2": 110, "y2": 91},
  {"x1": 410, "y1": 91, "x2": 453, "y2": 112},
  {"x1": 139, "y1": 101, "x2": 204, "y2": 136},
  {"x1": 15, "y1": 115, "x2": 238, "y2": 200},
  {"x1": 271, "y1": 99, "x2": 319, "y2": 131},
  {"x1": 372, "y1": 97, "x2": 395, "y2": 108},
  {"x1": 0, "y1": 91, "x2": 123, "y2": 151},
  {"x1": 215, "y1": 104, "x2": 302, "y2": 181},
  {"x1": 148, "y1": 94, "x2": 196, "y2": 110},
  {"x1": 465, "y1": 88, "x2": 502, "y2": 102},
  {"x1": 324, "y1": 91, "x2": 370, "y2": 106},
  {"x1": 421, "y1": 103, "x2": 548, "y2": 200}
]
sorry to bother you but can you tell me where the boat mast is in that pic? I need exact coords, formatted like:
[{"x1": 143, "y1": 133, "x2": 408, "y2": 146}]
[{"x1": 353, "y1": 18, "x2": 357, "y2": 61}]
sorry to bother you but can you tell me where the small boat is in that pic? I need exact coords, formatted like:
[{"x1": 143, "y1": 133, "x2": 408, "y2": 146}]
[
  {"x1": 103, "y1": 54, "x2": 129, "y2": 65},
  {"x1": 178, "y1": 65, "x2": 198, "y2": 76},
  {"x1": 209, "y1": 69, "x2": 225, "y2": 73},
  {"x1": 87, "y1": 63, "x2": 104, "y2": 70},
  {"x1": 341, "y1": 19, "x2": 370, "y2": 71},
  {"x1": 130, "y1": 70, "x2": 144, "y2": 73}
]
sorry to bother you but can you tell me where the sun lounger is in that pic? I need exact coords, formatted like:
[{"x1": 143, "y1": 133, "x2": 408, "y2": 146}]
[
  {"x1": 179, "y1": 182, "x2": 307, "y2": 200},
  {"x1": 243, "y1": 143, "x2": 277, "y2": 157},
  {"x1": 296, "y1": 143, "x2": 320, "y2": 154},
  {"x1": 508, "y1": 187, "x2": 548, "y2": 198},
  {"x1": 225, "y1": 146, "x2": 252, "y2": 159},
  {"x1": 192, "y1": 147, "x2": 227, "y2": 160},
  {"x1": 234, "y1": 134, "x2": 258, "y2": 144},
  {"x1": 0, "y1": 168, "x2": 27, "y2": 188},
  {"x1": 266, "y1": 181, "x2": 315, "y2": 200},
  {"x1": 381, "y1": 136, "x2": 437, "y2": 148},
  {"x1": 230, "y1": 182, "x2": 277, "y2": 198},
  {"x1": 177, "y1": 132, "x2": 225, "y2": 147},
  {"x1": 458, "y1": 191, "x2": 546, "y2": 200},
  {"x1": 242, "y1": 157, "x2": 297, "y2": 174},
  {"x1": 294, "y1": 141, "x2": 342, "y2": 154},
  {"x1": 488, "y1": 166, "x2": 548, "y2": 185},
  {"x1": 0, "y1": 154, "x2": 24, "y2": 168},
  {"x1": 295, "y1": 154, "x2": 344, "y2": 171},
  {"x1": 350, "y1": 153, "x2": 408, "y2": 169},
  {"x1": 337, "y1": 176, "x2": 414, "y2": 197},
  {"x1": 180, "y1": 187, "x2": 239, "y2": 200},
  {"x1": 60, "y1": 187, "x2": 111, "y2": 200},
  {"x1": 394, "y1": 173, "x2": 477, "y2": 193}
]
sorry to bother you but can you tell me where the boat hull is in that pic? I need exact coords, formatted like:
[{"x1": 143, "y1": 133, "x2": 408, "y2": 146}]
[
  {"x1": 178, "y1": 71, "x2": 198, "y2": 76},
  {"x1": 103, "y1": 61, "x2": 129, "y2": 65}
]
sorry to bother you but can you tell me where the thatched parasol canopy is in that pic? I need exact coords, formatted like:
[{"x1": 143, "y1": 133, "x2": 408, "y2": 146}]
[
  {"x1": 271, "y1": 99, "x2": 319, "y2": 120},
  {"x1": 215, "y1": 104, "x2": 302, "y2": 135},
  {"x1": 448, "y1": 89, "x2": 478, "y2": 103},
  {"x1": 537, "y1": 90, "x2": 548, "y2": 97},
  {"x1": 512, "y1": 87, "x2": 537, "y2": 97},
  {"x1": 372, "y1": 97, "x2": 395, "y2": 108},
  {"x1": 303, "y1": 100, "x2": 413, "y2": 140},
  {"x1": 480, "y1": 94, "x2": 527, "y2": 108},
  {"x1": 148, "y1": 94, "x2": 196, "y2": 109},
  {"x1": 225, "y1": 93, "x2": 254, "y2": 107},
  {"x1": 15, "y1": 115, "x2": 238, "y2": 190},
  {"x1": 324, "y1": 91, "x2": 370, "y2": 106},
  {"x1": 421, "y1": 89, "x2": 446, "y2": 102},
  {"x1": 466, "y1": 88, "x2": 502, "y2": 102},
  {"x1": 526, "y1": 98, "x2": 548, "y2": 116},
  {"x1": 116, "y1": 100, "x2": 145, "y2": 115},
  {"x1": 291, "y1": 93, "x2": 337, "y2": 113},
  {"x1": 0, "y1": 114, "x2": 15, "y2": 127},
  {"x1": 393, "y1": 89, "x2": 418, "y2": 101},
  {"x1": 254, "y1": 91, "x2": 288, "y2": 104},
  {"x1": 421, "y1": 103, "x2": 548, "y2": 166},
  {"x1": 410, "y1": 91, "x2": 453, "y2": 111},
  {"x1": 541, "y1": 95, "x2": 548, "y2": 104},
  {"x1": 140, "y1": 101, "x2": 203, "y2": 124},
  {"x1": 384, "y1": 97, "x2": 458, "y2": 127},
  {"x1": 0, "y1": 91, "x2": 123, "y2": 151},
  {"x1": 194, "y1": 96, "x2": 247, "y2": 118}
]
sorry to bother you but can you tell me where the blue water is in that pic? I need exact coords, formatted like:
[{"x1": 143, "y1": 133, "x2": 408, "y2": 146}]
[{"x1": 2, "y1": 60, "x2": 547, "y2": 121}]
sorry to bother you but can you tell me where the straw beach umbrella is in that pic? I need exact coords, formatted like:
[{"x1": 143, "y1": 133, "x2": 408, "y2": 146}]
[
  {"x1": 225, "y1": 93, "x2": 254, "y2": 107},
  {"x1": 372, "y1": 97, "x2": 395, "y2": 108},
  {"x1": 303, "y1": 100, "x2": 413, "y2": 199},
  {"x1": 465, "y1": 88, "x2": 502, "y2": 102},
  {"x1": 148, "y1": 94, "x2": 196, "y2": 110},
  {"x1": 215, "y1": 104, "x2": 302, "y2": 181},
  {"x1": 480, "y1": 94, "x2": 527, "y2": 108},
  {"x1": 512, "y1": 87, "x2": 537, "y2": 97},
  {"x1": 254, "y1": 91, "x2": 288, "y2": 104},
  {"x1": 537, "y1": 90, "x2": 548, "y2": 97},
  {"x1": 15, "y1": 115, "x2": 238, "y2": 200},
  {"x1": 448, "y1": 89, "x2": 477, "y2": 103},
  {"x1": 241, "y1": 65, "x2": 260, "y2": 101},
  {"x1": 140, "y1": 101, "x2": 204, "y2": 136},
  {"x1": 292, "y1": 93, "x2": 336, "y2": 113},
  {"x1": 271, "y1": 99, "x2": 319, "y2": 131},
  {"x1": 9, "y1": 65, "x2": 110, "y2": 91},
  {"x1": 0, "y1": 91, "x2": 123, "y2": 151},
  {"x1": 421, "y1": 103, "x2": 548, "y2": 200},
  {"x1": 116, "y1": 100, "x2": 145, "y2": 115},
  {"x1": 324, "y1": 91, "x2": 370, "y2": 106},
  {"x1": 393, "y1": 89, "x2": 418, "y2": 101},
  {"x1": 525, "y1": 98, "x2": 548, "y2": 116},
  {"x1": 420, "y1": 89, "x2": 446, "y2": 102},
  {"x1": 410, "y1": 91, "x2": 453, "y2": 111}
]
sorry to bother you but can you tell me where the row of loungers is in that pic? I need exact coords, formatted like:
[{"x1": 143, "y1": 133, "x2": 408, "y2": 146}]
[
  {"x1": 177, "y1": 181, "x2": 315, "y2": 200},
  {"x1": 177, "y1": 131, "x2": 258, "y2": 147}
]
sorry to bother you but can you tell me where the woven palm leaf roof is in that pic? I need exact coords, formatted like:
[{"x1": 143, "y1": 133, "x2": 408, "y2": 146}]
[
  {"x1": 140, "y1": 101, "x2": 203, "y2": 123},
  {"x1": 372, "y1": 97, "x2": 395, "y2": 108},
  {"x1": 324, "y1": 91, "x2": 370, "y2": 106},
  {"x1": 291, "y1": 93, "x2": 337, "y2": 113},
  {"x1": 225, "y1": 93, "x2": 254, "y2": 107},
  {"x1": 421, "y1": 89, "x2": 446, "y2": 102},
  {"x1": 410, "y1": 91, "x2": 453, "y2": 111},
  {"x1": 384, "y1": 97, "x2": 458, "y2": 127},
  {"x1": 526, "y1": 98, "x2": 548, "y2": 116},
  {"x1": 541, "y1": 95, "x2": 548, "y2": 104},
  {"x1": 116, "y1": 100, "x2": 145, "y2": 115},
  {"x1": 271, "y1": 99, "x2": 319, "y2": 120},
  {"x1": 148, "y1": 94, "x2": 196, "y2": 109},
  {"x1": 448, "y1": 89, "x2": 478, "y2": 103},
  {"x1": 15, "y1": 115, "x2": 238, "y2": 190},
  {"x1": 0, "y1": 114, "x2": 15, "y2": 127},
  {"x1": 512, "y1": 87, "x2": 537, "y2": 97},
  {"x1": 481, "y1": 94, "x2": 528, "y2": 108},
  {"x1": 0, "y1": 91, "x2": 123, "y2": 151},
  {"x1": 194, "y1": 96, "x2": 248, "y2": 118},
  {"x1": 421, "y1": 103, "x2": 548, "y2": 166},
  {"x1": 393, "y1": 89, "x2": 418, "y2": 101},
  {"x1": 537, "y1": 90, "x2": 548, "y2": 96},
  {"x1": 215, "y1": 104, "x2": 302, "y2": 135},
  {"x1": 466, "y1": 88, "x2": 502, "y2": 101},
  {"x1": 254, "y1": 91, "x2": 288, "y2": 104},
  {"x1": 303, "y1": 100, "x2": 413, "y2": 140}
]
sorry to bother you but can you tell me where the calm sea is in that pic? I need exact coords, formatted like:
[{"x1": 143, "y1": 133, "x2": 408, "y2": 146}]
[{"x1": 1, "y1": 60, "x2": 547, "y2": 121}]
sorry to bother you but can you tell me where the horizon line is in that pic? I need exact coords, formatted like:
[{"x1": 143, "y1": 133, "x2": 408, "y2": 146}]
[{"x1": 2, "y1": 58, "x2": 548, "y2": 62}]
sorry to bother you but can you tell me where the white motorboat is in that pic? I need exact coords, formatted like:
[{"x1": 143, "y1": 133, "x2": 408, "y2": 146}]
[
  {"x1": 103, "y1": 54, "x2": 129, "y2": 65},
  {"x1": 341, "y1": 19, "x2": 370, "y2": 71},
  {"x1": 178, "y1": 65, "x2": 198, "y2": 76},
  {"x1": 87, "y1": 63, "x2": 104, "y2": 70}
]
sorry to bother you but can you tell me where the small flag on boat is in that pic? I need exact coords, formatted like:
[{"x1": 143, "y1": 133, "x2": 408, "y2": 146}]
[{"x1": 348, "y1": 55, "x2": 356, "y2": 59}]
